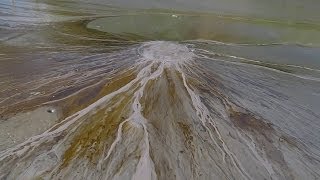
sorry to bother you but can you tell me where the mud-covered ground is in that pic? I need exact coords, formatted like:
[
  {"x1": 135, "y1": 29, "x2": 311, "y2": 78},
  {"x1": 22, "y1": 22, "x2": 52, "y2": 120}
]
[{"x1": 1, "y1": 1, "x2": 320, "y2": 179}]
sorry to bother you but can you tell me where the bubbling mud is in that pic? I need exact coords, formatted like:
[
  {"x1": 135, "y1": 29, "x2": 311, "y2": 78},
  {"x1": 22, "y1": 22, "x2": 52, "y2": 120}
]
[{"x1": 138, "y1": 41, "x2": 195, "y2": 65}]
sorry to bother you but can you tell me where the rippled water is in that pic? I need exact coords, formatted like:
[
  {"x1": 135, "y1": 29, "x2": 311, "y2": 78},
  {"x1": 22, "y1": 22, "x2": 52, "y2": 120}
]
[{"x1": 1, "y1": 0, "x2": 320, "y2": 179}]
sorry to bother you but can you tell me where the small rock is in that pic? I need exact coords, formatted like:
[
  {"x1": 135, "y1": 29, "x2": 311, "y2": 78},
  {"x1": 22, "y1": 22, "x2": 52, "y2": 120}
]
[
  {"x1": 47, "y1": 109, "x2": 55, "y2": 113},
  {"x1": 30, "y1": 92, "x2": 41, "y2": 96},
  {"x1": 279, "y1": 137, "x2": 284, "y2": 142}
]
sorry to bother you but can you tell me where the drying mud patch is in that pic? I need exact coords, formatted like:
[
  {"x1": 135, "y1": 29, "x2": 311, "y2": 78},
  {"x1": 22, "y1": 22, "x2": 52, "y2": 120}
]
[
  {"x1": 0, "y1": 106, "x2": 60, "y2": 152},
  {"x1": 229, "y1": 109, "x2": 273, "y2": 132},
  {"x1": 229, "y1": 108, "x2": 295, "y2": 179}
]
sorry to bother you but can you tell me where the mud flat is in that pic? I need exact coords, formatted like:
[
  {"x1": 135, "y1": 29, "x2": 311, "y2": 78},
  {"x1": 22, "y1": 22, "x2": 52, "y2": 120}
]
[
  {"x1": 0, "y1": 106, "x2": 60, "y2": 152},
  {"x1": 0, "y1": 41, "x2": 319, "y2": 180}
]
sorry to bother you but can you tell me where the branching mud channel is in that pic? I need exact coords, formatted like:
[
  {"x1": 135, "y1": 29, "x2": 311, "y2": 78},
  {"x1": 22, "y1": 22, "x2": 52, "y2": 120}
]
[{"x1": 1, "y1": 1, "x2": 320, "y2": 180}]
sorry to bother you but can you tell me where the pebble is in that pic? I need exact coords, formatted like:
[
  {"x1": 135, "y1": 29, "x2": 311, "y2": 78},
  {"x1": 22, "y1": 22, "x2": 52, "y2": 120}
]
[{"x1": 47, "y1": 109, "x2": 55, "y2": 113}]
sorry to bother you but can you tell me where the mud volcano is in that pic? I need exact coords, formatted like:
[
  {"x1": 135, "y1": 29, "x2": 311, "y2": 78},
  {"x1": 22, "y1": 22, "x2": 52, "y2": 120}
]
[{"x1": 1, "y1": 4, "x2": 320, "y2": 180}]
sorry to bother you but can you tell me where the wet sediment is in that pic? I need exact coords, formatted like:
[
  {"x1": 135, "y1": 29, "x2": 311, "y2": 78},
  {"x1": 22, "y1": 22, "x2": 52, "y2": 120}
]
[{"x1": 0, "y1": 41, "x2": 320, "y2": 180}]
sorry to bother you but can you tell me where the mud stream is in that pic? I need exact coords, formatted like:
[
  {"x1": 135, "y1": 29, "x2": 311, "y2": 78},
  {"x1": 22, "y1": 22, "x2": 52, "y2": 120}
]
[{"x1": 1, "y1": 0, "x2": 320, "y2": 179}]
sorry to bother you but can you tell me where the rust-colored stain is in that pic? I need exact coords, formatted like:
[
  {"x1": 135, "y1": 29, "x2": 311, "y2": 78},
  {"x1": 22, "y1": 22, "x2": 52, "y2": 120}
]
[
  {"x1": 60, "y1": 90, "x2": 133, "y2": 168},
  {"x1": 140, "y1": 78, "x2": 156, "y2": 117},
  {"x1": 177, "y1": 122, "x2": 195, "y2": 153},
  {"x1": 58, "y1": 70, "x2": 136, "y2": 120},
  {"x1": 165, "y1": 69, "x2": 177, "y2": 102}
]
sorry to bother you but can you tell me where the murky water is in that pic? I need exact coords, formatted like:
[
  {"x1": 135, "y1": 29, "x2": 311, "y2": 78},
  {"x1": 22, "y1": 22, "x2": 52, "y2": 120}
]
[{"x1": 1, "y1": 0, "x2": 320, "y2": 179}]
